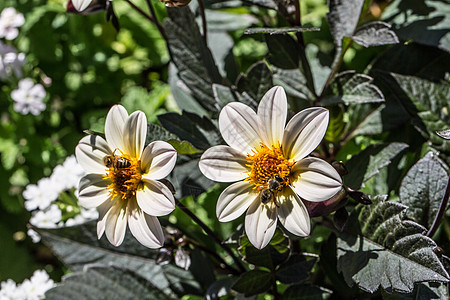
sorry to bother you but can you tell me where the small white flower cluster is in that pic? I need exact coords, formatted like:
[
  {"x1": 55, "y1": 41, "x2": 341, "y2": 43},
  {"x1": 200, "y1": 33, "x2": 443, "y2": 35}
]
[
  {"x1": 0, "y1": 7, "x2": 24, "y2": 40},
  {"x1": 11, "y1": 78, "x2": 46, "y2": 116},
  {"x1": 24, "y1": 155, "x2": 98, "y2": 243},
  {"x1": 0, "y1": 41, "x2": 24, "y2": 80},
  {"x1": 0, "y1": 270, "x2": 55, "y2": 300},
  {"x1": 0, "y1": 7, "x2": 48, "y2": 116}
]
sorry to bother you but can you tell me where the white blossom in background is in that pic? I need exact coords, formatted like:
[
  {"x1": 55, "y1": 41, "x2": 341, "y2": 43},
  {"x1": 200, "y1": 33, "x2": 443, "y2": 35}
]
[
  {"x1": 71, "y1": 0, "x2": 93, "y2": 12},
  {"x1": 50, "y1": 155, "x2": 85, "y2": 192},
  {"x1": 27, "y1": 228, "x2": 41, "y2": 244},
  {"x1": 23, "y1": 178, "x2": 59, "y2": 211},
  {"x1": 0, "y1": 41, "x2": 25, "y2": 80},
  {"x1": 199, "y1": 86, "x2": 342, "y2": 249},
  {"x1": 0, "y1": 279, "x2": 25, "y2": 300},
  {"x1": 29, "y1": 204, "x2": 62, "y2": 228},
  {"x1": 0, "y1": 7, "x2": 25, "y2": 40},
  {"x1": 76, "y1": 105, "x2": 177, "y2": 248},
  {"x1": 11, "y1": 78, "x2": 46, "y2": 116},
  {"x1": 0, "y1": 270, "x2": 55, "y2": 300}
]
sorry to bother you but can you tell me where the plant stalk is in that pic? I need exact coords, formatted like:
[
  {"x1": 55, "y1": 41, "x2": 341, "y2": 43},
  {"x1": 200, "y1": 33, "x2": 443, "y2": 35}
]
[
  {"x1": 175, "y1": 199, "x2": 246, "y2": 273},
  {"x1": 198, "y1": 0, "x2": 208, "y2": 44},
  {"x1": 145, "y1": 0, "x2": 168, "y2": 40},
  {"x1": 427, "y1": 175, "x2": 450, "y2": 237},
  {"x1": 124, "y1": 0, "x2": 156, "y2": 23}
]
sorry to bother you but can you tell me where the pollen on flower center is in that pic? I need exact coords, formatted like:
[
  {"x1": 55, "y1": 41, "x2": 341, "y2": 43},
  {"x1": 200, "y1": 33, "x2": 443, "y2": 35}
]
[
  {"x1": 103, "y1": 154, "x2": 143, "y2": 200},
  {"x1": 246, "y1": 143, "x2": 294, "y2": 189}
]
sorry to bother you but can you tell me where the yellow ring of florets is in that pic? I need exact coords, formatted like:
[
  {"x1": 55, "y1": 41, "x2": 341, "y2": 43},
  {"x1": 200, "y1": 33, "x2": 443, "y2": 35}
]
[
  {"x1": 103, "y1": 153, "x2": 143, "y2": 201},
  {"x1": 246, "y1": 142, "x2": 294, "y2": 189}
]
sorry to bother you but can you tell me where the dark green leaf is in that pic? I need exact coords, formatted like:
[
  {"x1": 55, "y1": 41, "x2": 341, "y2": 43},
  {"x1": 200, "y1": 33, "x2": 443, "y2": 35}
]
[
  {"x1": 36, "y1": 222, "x2": 202, "y2": 297},
  {"x1": 399, "y1": 152, "x2": 449, "y2": 228},
  {"x1": 352, "y1": 21, "x2": 399, "y2": 47},
  {"x1": 382, "y1": 0, "x2": 450, "y2": 52},
  {"x1": 345, "y1": 142, "x2": 409, "y2": 189},
  {"x1": 347, "y1": 103, "x2": 408, "y2": 138},
  {"x1": 325, "y1": 108, "x2": 345, "y2": 144},
  {"x1": 212, "y1": 84, "x2": 257, "y2": 110},
  {"x1": 321, "y1": 71, "x2": 384, "y2": 105},
  {"x1": 327, "y1": 0, "x2": 365, "y2": 47},
  {"x1": 165, "y1": 7, "x2": 222, "y2": 114},
  {"x1": 306, "y1": 44, "x2": 332, "y2": 95},
  {"x1": 282, "y1": 284, "x2": 332, "y2": 300},
  {"x1": 146, "y1": 123, "x2": 177, "y2": 146},
  {"x1": 239, "y1": 228, "x2": 290, "y2": 269},
  {"x1": 382, "y1": 282, "x2": 449, "y2": 299},
  {"x1": 167, "y1": 139, "x2": 202, "y2": 155},
  {"x1": 380, "y1": 73, "x2": 450, "y2": 163},
  {"x1": 337, "y1": 196, "x2": 449, "y2": 293},
  {"x1": 272, "y1": 67, "x2": 313, "y2": 102},
  {"x1": 371, "y1": 43, "x2": 450, "y2": 81},
  {"x1": 265, "y1": 34, "x2": 300, "y2": 69},
  {"x1": 168, "y1": 64, "x2": 208, "y2": 117},
  {"x1": 231, "y1": 270, "x2": 273, "y2": 296},
  {"x1": 276, "y1": 254, "x2": 317, "y2": 284},
  {"x1": 236, "y1": 61, "x2": 273, "y2": 103},
  {"x1": 168, "y1": 155, "x2": 214, "y2": 198},
  {"x1": 158, "y1": 111, "x2": 223, "y2": 150},
  {"x1": 244, "y1": 27, "x2": 320, "y2": 35},
  {"x1": 46, "y1": 265, "x2": 173, "y2": 300}
]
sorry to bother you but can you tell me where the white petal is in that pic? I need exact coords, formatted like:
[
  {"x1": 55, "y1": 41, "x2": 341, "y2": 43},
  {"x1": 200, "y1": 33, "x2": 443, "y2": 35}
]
[
  {"x1": 78, "y1": 174, "x2": 111, "y2": 208},
  {"x1": 257, "y1": 86, "x2": 287, "y2": 147},
  {"x1": 72, "y1": 0, "x2": 93, "y2": 12},
  {"x1": 277, "y1": 187, "x2": 310, "y2": 236},
  {"x1": 105, "y1": 201, "x2": 128, "y2": 247},
  {"x1": 75, "y1": 135, "x2": 112, "y2": 173},
  {"x1": 245, "y1": 199, "x2": 278, "y2": 249},
  {"x1": 219, "y1": 102, "x2": 262, "y2": 154},
  {"x1": 97, "y1": 200, "x2": 114, "y2": 238},
  {"x1": 282, "y1": 107, "x2": 329, "y2": 161},
  {"x1": 291, "y1": 157, "x2": 342, "y2": 202},
  {"x1": 141, "y1": 141, "x2": 177, "y2": 180},
  {"x1": 123, "y1": 111, "x2": 147, "y2": 159},
  {"x1": 136, "y1": 179, "x2": 175, "y2": 217},
  {"x1": 127, "y1": 200, "x2": 164, "y2": 249},
  {"x1": 216, "y1": 181, "x2": 257, "y2": 222},
  {"x1": 105, "y1": 105, "x2": 128, "y2": 152},
  {"x1": 199, "y1": 145, "x2": 249, "y2": 182}
]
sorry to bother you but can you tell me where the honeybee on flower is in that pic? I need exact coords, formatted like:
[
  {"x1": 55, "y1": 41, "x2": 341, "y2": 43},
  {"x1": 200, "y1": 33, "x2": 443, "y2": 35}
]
[
  {"x1": 76, "y1": 105, "x2": 177, "y2": 248},
  {"x1": 199, "y1": 86, "x2": 342, "y2": 249}
]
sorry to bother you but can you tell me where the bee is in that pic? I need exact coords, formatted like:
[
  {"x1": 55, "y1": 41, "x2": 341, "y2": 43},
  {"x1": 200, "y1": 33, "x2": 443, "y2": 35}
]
[
  {"x1": 103, "y1": 150, "x2": 131, "y2": 170},
  {"x1": 260, "y1": 175, "x2": 285, "y2": 206}
]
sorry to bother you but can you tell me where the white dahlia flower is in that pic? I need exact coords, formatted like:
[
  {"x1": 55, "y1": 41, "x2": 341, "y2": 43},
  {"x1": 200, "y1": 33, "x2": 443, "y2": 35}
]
[
  {"x1": 75, "y1": 105, "x2": 177, "y2": 248},
  {"x1": 199, "y1": 86, "x2": 342, "y2": 249}
]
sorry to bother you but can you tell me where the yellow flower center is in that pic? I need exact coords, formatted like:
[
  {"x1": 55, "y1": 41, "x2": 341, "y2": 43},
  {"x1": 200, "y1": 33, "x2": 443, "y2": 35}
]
[
  {"x1": 103, "y1": 153, "x2": 143, "y2": 201},
  {"x1": 246, "y1": 143, "x2": 295, "y2": 189}
]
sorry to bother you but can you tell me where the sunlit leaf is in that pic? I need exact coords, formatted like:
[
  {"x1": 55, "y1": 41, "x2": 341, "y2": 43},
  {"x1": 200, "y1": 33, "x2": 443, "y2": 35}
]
[
  {"x1": 337, "y1": 196, "x2": 449, "y2": 293},
  {"x1": 399, "y1": 152, "x2": 449, "y2": 228},
  {"x1": 352, "y1": 21, "x2": 399, "y2": 48}
]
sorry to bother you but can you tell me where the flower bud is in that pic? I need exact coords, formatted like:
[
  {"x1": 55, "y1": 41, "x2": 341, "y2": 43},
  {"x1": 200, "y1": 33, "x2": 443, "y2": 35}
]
[
  {"x1": 160, "y1": 0, "x2": 191, "y2": 7},
  {"x1": 67, "y1": 0, "x2": 106, "y2": 14},
  {"x1": 302, "y1": 187, "x2": 348, "y2": 218}
]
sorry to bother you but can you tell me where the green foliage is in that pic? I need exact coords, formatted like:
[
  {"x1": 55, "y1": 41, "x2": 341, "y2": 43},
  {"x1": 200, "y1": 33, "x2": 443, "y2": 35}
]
[
  {"x1": 399, "y1": 152, "x2": 449, "y2": 228},
  {"x1": 337, "y1": 196, "x2": 449, "y2": 293}
]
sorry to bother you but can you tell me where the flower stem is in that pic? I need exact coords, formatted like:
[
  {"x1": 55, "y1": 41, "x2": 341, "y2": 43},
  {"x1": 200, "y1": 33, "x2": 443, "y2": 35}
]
[
  {"x1": 198, "y1": 0, "x2": 208, "y2": 44},
  {"x1": 175, "y1": 199, "x2": 246, "y2": 273},
  {"x1": 123, "y1": 0, "x2": 155, "y2": 23},
  {"x1": 427, "y1": 175, "x2": 450, "y2": 237},
  {"x1": 145, "y1": 0, "x2": 168, "y2": 40}
]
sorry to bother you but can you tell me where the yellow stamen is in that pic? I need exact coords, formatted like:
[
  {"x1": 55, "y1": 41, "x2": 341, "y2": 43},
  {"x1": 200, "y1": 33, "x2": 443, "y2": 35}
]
[
  {"x1": 246, "y1": 143, "x2": 295, "y2": 189},
  {"x1": 103, "y1": 154, "x2": 143, "y2": 201}
]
